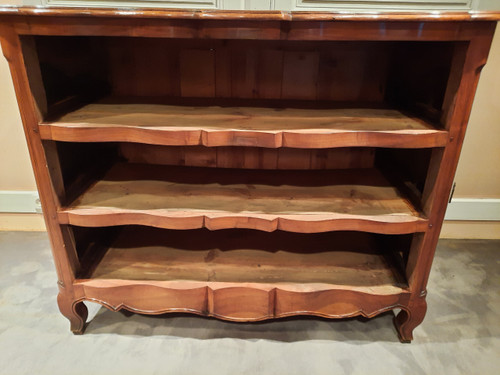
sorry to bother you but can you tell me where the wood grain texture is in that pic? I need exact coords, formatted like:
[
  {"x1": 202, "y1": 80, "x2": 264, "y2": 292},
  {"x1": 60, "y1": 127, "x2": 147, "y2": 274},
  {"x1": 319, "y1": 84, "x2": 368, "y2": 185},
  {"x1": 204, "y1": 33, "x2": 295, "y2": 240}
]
[
  {"x1": 120, "y1": 144, "x2": 376, "y2": 170},
  {"x1": 74, "y1": 281, "x2": 408, "y2": 322},
  {"x1": 40, "y1": 101, "x2": 447, "y2": 148},
  {"x1": 401, "y1": 25, "x2": 497, "y2": 326},
  {"x1": 57, "y1": 293, "x2": 87, "y2": 335},
  {"x1": 85, "y1": 229, "x2": 407, "y2": 291},
  {"x1": 3, "y1": 14, "x2": 495, "y2": 43},
  {"x1": 0, "y1": 25, "x2": 83, "y2": 334},
  {"x1": 282, "y1": 51, "x2": 319, "y2": 100},
  {"x1": 0, "y1": 7, "x2": 499, "y2": 22},
  {"x1": 58, "y1": 163, "x2": 427, "y2": 234},
  {"x1": 180, "y1": 49, "x2": 215, "y2": 98},
  {"x1": 71, "y1": 228, "x2": 410, "y2": 324},
  {"x1": 1, "y1": 8, "x2": 496, "y2": 340},
  {"x1": 98, "y1": 39, "x2": 389, "y2": 102},
  {"x1": 394, "y1": 293, "x2": 427, "y2": 343}
]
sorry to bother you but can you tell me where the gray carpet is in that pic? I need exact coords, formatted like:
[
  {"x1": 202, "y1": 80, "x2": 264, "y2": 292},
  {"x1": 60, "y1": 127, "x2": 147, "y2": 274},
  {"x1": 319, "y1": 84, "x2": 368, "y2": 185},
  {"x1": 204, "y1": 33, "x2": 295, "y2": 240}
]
[{"x1": 0, "y1": 231, "x2": 498, "y2": 375}]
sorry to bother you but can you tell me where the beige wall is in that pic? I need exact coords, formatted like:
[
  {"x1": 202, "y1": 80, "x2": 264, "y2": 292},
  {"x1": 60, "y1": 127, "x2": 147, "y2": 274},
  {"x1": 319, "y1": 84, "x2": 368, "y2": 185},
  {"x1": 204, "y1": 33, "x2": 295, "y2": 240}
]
[
  {"x1": 0, "y1": 0, "x2": 21, "y2": 5},
  {"x1": 0, "y1": 0, "x2": 33, "y2": 191},
  {"x1": 0, "y1": 43, "x2": 36, "y2": 191},
  {"x1": 0, "y1": 20, "x2": 499, "y2": 235},
  {"x1": 453, "y1": 27, "x2": 500, "y2": 198}
]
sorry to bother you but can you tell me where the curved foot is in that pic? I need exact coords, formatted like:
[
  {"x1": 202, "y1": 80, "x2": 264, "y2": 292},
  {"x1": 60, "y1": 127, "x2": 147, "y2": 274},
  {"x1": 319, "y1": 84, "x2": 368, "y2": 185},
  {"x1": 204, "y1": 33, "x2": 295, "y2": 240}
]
[
  {"x1": 394, "y1": 298, "x2": 427, "y2": 343},
  {"x1": 57, "y1": 294, "x2": 88, "y2": 335}
]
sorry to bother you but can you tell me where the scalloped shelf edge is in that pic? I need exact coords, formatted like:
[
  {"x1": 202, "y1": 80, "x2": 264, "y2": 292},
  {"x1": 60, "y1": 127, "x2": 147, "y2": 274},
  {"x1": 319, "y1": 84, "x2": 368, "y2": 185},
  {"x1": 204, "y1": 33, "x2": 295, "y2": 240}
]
[
  {"x1": 58, "y1": 210, "x2": 429, "y2": 234},
  {"x1": 39, "y1": 124, "x2": 449, "y2": 149},
  {"x1": 73, "y1": 281, "x2": 411, "y2": 322}
]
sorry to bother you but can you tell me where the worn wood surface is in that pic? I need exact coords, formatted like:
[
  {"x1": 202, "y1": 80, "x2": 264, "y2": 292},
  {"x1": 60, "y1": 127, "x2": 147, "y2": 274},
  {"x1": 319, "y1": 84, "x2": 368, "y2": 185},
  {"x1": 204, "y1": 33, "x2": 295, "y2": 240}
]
[
  {"x1": 74, "y1": 279, "x2": 409, "y2": 322},
  {"x1": 0, "y1": 10, "x2": 496, "y2": 42},
  {"x1": 397, "y1": 23, "x2": 497, "y2": 343},
  {"x1": 0, "y1": 7, "x2": 499, "y2": 22},
  {"x1": 74, "y1": 228, "x2": 409, "y2": 321},
  {"x1": 87, "y1": 228, "x2": 406, "y2": 291},
  {"x1": 58, "y1": 163, "x2": 427, "y2": 234},
  {"x1": 0, "y1": 7, "x2": 496, "y2": 340},
  {"x1": 120, "y1": 144, "x2": 375, "y2": 170},
  {"x1": 41, "y1": 101, "x2": 447, "y2": 148},
  {"x1": 40, "y1": 39, "x2": 389, "y2": 103},
  {"x1": 0, "y1": 25, "x2": 83, "y2": 332}
]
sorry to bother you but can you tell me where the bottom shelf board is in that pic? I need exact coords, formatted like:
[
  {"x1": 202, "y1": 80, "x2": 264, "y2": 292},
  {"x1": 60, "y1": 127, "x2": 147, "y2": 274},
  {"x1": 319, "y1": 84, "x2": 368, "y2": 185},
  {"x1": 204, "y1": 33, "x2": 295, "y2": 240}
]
[{"x1": 82, "y1": 228, "x2": 408, "y2": 295}]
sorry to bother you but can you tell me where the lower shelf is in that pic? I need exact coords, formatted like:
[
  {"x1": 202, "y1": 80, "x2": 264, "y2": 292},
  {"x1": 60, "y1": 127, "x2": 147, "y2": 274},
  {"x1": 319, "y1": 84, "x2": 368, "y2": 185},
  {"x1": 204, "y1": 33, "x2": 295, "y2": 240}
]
[{"x1": 74, "y1": 228, "x2": 411, "y2": 321}]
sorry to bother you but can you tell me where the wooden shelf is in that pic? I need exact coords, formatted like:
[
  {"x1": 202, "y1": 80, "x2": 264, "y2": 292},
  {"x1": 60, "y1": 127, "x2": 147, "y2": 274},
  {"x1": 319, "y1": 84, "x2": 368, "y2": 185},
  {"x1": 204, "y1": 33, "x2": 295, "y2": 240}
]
[
  {"x1": 85, "y1": 228, "x2": 407, "y2": 290},
  {"x1": 74, "y1": 228, "x2": 409, "y2": 321},
  {"x1": 58, "y1": 163, "x2": 427, "y2": 234},
  {"x1": 40, "y1": 100, "x2": 448, "y2": 148}
]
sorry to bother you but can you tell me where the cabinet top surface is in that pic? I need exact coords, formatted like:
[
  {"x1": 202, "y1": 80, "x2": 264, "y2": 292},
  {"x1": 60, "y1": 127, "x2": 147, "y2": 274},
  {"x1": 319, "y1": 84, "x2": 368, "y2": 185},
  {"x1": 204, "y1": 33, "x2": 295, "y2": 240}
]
[{"x1": 0, "y1": 6, "x2": 499, "y2": 22}]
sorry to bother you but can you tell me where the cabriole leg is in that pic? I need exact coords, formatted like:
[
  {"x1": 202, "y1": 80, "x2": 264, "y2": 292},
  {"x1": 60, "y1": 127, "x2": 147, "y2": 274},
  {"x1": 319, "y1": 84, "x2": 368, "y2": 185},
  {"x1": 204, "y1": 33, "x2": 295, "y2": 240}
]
[
  {"x1": 394, "y1": 297, "x2": 427, "y2": 343},
  {"x1": 57, "y1": 293, "x2": 88, "y2": 335}
]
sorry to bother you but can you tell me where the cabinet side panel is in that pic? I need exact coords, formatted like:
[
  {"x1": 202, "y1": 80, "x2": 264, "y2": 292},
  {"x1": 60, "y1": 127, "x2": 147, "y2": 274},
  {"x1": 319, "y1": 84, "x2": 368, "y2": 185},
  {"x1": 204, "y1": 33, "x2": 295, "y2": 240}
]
[
  {"x1": 406, "y1": 23, "x2": 497, "y2": 293},
  {"x1": 0, "y1": 26, "x2": 80, "y2": 286},
  {"x1": 19, "y1": 36, "x2": 47, "y2": 119}
]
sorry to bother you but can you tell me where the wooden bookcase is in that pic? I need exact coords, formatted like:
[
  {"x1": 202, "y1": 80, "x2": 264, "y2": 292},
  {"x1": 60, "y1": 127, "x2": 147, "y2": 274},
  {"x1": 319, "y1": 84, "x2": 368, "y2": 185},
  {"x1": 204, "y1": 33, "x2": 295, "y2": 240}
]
[{"x1": 1, "y1": 7, "x2": 498, "y2": 342}]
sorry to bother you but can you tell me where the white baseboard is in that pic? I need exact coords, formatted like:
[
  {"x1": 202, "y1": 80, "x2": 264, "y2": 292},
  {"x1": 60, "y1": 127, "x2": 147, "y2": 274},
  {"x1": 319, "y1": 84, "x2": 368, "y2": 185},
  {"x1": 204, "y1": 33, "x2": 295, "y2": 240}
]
[
  {"x1": 0, "y1": 191, "x2": 42, "y2": 213},
  {"x1": 444, "y1": 198, "x2": 500, "y2": 221},
  {"x1": 0, "y1": 191, "x2": 499, "y2": 221}
]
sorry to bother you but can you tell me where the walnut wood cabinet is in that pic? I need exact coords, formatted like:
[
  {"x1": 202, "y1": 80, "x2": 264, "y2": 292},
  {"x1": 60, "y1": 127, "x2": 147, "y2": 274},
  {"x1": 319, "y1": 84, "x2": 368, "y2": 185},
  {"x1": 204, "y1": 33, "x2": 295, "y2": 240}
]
[{"x1": 1, "y1": 7, "x2": 498, "y2": 342}]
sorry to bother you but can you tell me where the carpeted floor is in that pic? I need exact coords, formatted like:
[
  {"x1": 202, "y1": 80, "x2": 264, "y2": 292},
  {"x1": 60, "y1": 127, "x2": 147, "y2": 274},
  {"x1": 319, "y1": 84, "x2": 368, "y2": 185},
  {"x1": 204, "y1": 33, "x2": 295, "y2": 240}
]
[{"x1": 0, "y1": 231, "x2": 498, "y2": 375}]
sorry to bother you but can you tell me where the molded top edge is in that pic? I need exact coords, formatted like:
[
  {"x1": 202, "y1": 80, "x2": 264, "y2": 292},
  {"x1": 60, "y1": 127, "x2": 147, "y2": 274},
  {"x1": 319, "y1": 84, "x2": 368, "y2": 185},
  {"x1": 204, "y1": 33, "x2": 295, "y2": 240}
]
[{"x1": 0, "y1": 6, "x2": 499, "y2": 22}]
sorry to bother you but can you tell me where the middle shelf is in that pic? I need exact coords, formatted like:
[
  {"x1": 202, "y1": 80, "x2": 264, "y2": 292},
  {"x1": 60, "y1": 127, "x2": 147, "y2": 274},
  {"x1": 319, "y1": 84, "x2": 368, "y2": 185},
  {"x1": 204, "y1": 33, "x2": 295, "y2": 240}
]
[{"x1": 58, "y1": 162, "x2": 427, "y2": 234}]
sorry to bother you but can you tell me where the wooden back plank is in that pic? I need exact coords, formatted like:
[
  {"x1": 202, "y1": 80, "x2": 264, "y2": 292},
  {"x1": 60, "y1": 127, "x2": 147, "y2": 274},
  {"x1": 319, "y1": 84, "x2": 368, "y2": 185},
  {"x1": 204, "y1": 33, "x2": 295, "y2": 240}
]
[
  {"x1": 99, "y1": 39, "x2": 389, "y2": 102},
  {"x1": 120, "y1": 144, "x2": 375, "y2": 170}
]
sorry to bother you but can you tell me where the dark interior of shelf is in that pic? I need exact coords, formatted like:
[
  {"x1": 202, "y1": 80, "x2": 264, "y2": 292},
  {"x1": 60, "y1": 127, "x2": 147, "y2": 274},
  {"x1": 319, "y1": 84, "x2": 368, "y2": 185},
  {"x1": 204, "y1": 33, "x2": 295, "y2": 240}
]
[
  {"x1": 72, "y1": 226, "x2": 411, "y2": 290},
  {"x1": 45, "y1": 141, "x2": 431, "y2": 213},
  {"x1": 24, "y1": 36, "x2": 459, "y2": 127},
  {"x1": 28, "y1": 35, "x2": 439, "y2": 223}
]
